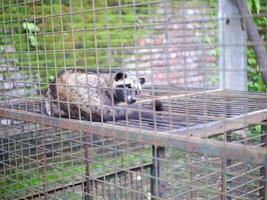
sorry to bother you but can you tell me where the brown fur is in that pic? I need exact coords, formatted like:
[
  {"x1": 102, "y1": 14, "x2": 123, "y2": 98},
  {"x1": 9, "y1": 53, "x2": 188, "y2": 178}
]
[
  {"x1": 45, "y1": 69, "x2": 163, "y2": 122},
  {"x1": 45, "y1": 69, "x2": 115, "y2": 121}
]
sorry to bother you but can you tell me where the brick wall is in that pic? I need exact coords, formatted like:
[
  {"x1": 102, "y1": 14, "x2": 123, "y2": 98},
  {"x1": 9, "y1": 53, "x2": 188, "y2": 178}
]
[{"x1": 123, "y1": 2, "x2": 217, "y2": 88}]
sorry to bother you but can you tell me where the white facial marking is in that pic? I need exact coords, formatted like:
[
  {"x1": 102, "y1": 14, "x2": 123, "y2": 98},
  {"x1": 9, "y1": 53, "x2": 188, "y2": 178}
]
[
  {"x1": 45, "y1": 90, "x2": 52, "y2": 115},
  {"x1": 127, "y1": 96, "x2": 132, "y2": 101},
  {"x1": 113, "y1": 72, "x2": 142, "y2": 91}
]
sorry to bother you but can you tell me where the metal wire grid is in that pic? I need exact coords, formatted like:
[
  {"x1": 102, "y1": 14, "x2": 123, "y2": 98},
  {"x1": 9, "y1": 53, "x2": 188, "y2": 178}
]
[
  {"x1": 0, "y1": 119, "x2": 265, "y2": 200},
  {"x1": 1, "y1": 89, "x2": 267, "y2": 135},
  {"x1": 0, "y1": 0, "x2": 217, "y2": 95},
  {"x1": 0, "y1": 120, "x2": 151, "y2": 199},
  {"x1": 0, "y1": 0, "x2": 267, "y2": 199},
  {"x1": 1, "y1": 96, "x2": 267, "y2": 200}
]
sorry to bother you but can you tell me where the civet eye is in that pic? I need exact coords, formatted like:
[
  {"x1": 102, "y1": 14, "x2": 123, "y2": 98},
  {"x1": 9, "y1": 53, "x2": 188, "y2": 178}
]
[{"x1": 125, "y1": 84, "x2": 132, "y2": 88}]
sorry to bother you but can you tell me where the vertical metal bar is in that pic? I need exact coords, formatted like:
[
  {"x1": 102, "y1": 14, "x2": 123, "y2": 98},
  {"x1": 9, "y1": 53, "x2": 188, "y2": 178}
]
[
  {"x1": 260, "y1": 121, "x2": 267, "y2": 199},
  {"x1": 226, "y1": 133, "x2": 232, "y2": 200},
  {"x1": 150, "y1": 145, "x2": 165, "y2": 199},
  {"x1": 83, "y1": 131, "x2": 92, "y2": 200},
  {"x1": 221, "y1": 96, "x2": 233, "y2": 200},
  {"x1": 221, "y1": 132, "x2": 232, "y2": 200},
  {"x1": 186, "y1": 153, "x2": 192, "y2": 200},
  {"x1": 39, "y1": 127, "x2": 47, "y2": 200},
  {"x1": 130, "y1": 172, "x2": 134, "y2": 199}
]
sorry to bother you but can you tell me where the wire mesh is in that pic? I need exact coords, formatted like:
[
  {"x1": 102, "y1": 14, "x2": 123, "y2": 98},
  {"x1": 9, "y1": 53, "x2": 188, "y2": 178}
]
[
  {"x1": 0, "y1": 119, "x2": 266, "y2": 199},
  {"x1": 0, "y1": 0, "x2": 267, "y2": 199}
]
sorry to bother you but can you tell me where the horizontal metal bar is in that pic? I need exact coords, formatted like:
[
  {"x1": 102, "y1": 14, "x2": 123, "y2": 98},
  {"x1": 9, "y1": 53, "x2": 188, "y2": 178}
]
[
  {"x1": 1, "y1": 107, "x2": 267, "y2": 164},
  {"x1": 170, "y1": 108, "x2": 267, "y2": 137}
]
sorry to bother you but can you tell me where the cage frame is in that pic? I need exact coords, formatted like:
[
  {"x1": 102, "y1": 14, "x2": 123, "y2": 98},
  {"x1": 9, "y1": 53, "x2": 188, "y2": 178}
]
[{"x1": 1, "y1": 0, "x2": 267, "y2": 199}]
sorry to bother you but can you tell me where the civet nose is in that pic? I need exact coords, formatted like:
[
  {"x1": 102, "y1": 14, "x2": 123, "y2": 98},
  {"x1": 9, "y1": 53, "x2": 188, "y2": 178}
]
[{"x1": 128, "y1": 97, "x2": 137, "y2": 104}]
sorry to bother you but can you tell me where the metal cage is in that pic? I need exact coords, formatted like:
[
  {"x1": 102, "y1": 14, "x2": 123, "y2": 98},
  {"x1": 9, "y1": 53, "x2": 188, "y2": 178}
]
[{"x1": 0, "y1": 0, "x2": 267, "y2": 199}]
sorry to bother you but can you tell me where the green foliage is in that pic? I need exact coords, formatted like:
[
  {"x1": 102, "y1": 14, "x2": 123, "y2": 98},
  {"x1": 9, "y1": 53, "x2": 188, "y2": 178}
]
[
  {"x1": 0, "y1": 147, "x2": 152, "y2": 198},
  {"x1": 206, "y1": 0, "x2": 266, "y2": 91},
  {"x1": 0, "y1": 45, "x2": 4, "y2": 53},
  {"x1": 0, "y1": 0, "x2": 149, "y2": 90},
  {"x1": 246, "y1": 0, "x2": 267, "y2": 92},
  {"x1": 247, "y1": 0, "x2": 261, "y2": 14},
  {"x1": 22, "y1": 22, "x2": 40, "y2": 47},
  {"x1": 22, "y1": 22, "x2": 40, "y2": 34},
  {"x1": 28, "y1": 35, "x2": 38, "y2": 47},
  {"x1": 247, "y1": 49, "x2": 266, "y2": 91}
]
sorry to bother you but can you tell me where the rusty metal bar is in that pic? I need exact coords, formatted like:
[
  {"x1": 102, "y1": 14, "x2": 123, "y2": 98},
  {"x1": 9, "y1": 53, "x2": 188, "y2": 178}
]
[
  {"x1": 187, "y1": 152, "x2": 193, "y2": 200},
  {"x1": 83, "y1": 131, "x2": 92, "y2": 200},
  {"x1": 226, "y1": 133, "x2": 232, "y2": 200},
  {"x1": 260, "y1": 121, "x2": 267, "y2": 199},
  {"x1": 221, "y1": 132, "x2": 232, "y2": 200},
  {"x1": 221, "y1": 98, "x2": 233, "y2": 200},
  {"x1": 39, "y1": 127, "x2": 48, "y2": 200},
  {"x1": 170, "y1": 108, "x2": 267, "y2": 138},
  {"x1": 1, "y1": 108, "x2": 267, "y2": 164},
  {"x1": 150, "y1": 146, "x2": 165, "y2": 199}
]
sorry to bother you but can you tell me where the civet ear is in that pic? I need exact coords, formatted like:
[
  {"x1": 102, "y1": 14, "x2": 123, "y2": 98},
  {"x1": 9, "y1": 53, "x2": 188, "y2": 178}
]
[
  {"x1": 139, "y1": 77, "x2": 145, "y2": 85},
  {"x1": 115, "y1": 71, "x2": 127, "y2": 81}
]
